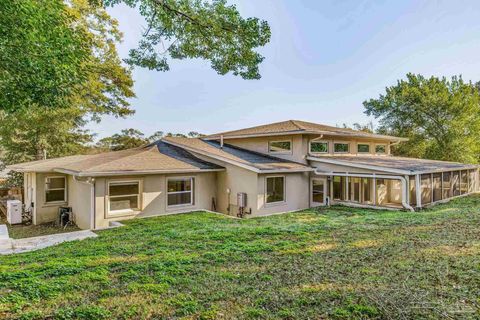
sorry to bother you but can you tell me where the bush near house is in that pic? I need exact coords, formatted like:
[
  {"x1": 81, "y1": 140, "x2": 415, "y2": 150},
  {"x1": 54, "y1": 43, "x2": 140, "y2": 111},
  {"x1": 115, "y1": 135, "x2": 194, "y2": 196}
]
[{"x1": 1, "y1": 196, "x2": 480, "y2": 319}]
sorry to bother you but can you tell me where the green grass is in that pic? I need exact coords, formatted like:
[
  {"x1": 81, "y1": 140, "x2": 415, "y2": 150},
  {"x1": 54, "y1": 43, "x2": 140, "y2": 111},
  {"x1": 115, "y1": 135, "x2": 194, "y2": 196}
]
[{"x1": 1, "y1": 196, "x2": 480, "y2": 319}]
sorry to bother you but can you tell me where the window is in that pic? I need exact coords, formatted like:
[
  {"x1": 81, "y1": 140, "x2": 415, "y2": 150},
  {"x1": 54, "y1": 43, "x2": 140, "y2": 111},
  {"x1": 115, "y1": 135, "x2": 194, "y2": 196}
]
[
  {"x1": 266, "y1": 176, "x2": 285, "y2": 203},
  {"x1": 375, "y1": 144, "x2": 387, "y2": 154},
  {"x1": 167, "y1": 177, "x2": 194, "y2": 207},
  {"x1": 310, "y1": 141, "x2": 328, "y2": 153},
  {"x1": 108, "y1": 181, "x2": 140, "y2": 213},
  {"x1": 268, "y1": 141, "x2": 291, "y2": 153},
  {"x1": 45, "y1": 176, "x2": 66, "y2": 203},
  {"x1": 334, "y1": 143, "x2": 349, "y2": 153},
  {"x1": 357, "y1": 144, "x2": 370, "y2": 153}
]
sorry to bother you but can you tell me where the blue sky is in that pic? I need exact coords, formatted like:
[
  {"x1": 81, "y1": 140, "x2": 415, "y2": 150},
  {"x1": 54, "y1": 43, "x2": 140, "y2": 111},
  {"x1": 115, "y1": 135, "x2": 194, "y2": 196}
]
[{"x1": 88, "y1": 0, "x2": 480, "y2": 139}]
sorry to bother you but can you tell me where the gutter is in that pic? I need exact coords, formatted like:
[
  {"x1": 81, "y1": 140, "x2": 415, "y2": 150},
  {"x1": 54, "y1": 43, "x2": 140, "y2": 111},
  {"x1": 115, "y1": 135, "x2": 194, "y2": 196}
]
[{"x1": 314, "y1": 169, "x2": 415, "y2": 212}]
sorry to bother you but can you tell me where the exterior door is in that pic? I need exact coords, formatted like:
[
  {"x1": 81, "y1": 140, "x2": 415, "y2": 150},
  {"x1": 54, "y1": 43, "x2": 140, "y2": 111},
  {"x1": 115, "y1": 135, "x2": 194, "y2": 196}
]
[{"x1": 311, "y1": 178, "x2": 327, "y2": 206}]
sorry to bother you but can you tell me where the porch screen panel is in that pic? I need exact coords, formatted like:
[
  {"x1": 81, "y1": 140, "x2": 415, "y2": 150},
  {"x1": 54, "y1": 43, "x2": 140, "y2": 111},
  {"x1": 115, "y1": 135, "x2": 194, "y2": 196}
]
[
  {"x1": 333, "y1": 176, "x2": 347, "y2": 201},
  {"x1": 460, "y1": 171, "x2": 468, "y2": 195},
  {"x1": 376, "y1": 179, "x2": 387, "y2": 205},
  {"x1": 386, "y1": 179, "x2": 402, "y2": 204},
  {"x1": 420, "y1": 174, "x2": 432, "y2": 205},
  {"x1": 351, "y1": 178, "x2": 360, "y2": 202},
  {"x1": 409, "y1": 176, "x2": 416, "y2": 206},
  {"x1": 433, "y1": 173, "x2": 442, "y2": 202},
  {"x1": 442, "y1": 172, "x2": 452, "y2": 199},
  {"x1": 452, "y1": 171, "x2": 460, "y2": 196},
  {"x1": 362, "y1": 178, "x2": 373, "y2": 204},
  {"x1": 469, "y1": 170, "x2": 476, "y2": 193}
]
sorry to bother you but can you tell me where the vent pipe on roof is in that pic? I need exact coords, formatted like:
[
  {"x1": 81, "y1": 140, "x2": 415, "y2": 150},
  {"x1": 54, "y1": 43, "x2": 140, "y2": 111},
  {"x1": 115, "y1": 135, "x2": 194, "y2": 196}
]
[{"x1": 220, "y1": 135, "x2": 224, "y2": 149}]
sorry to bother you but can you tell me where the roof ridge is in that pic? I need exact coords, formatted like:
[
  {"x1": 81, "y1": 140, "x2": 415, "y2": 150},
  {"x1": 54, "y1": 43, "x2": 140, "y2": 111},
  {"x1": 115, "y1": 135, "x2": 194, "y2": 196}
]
[{"x1": 289, "y1": 120, "x2": 307, "y2": 131}]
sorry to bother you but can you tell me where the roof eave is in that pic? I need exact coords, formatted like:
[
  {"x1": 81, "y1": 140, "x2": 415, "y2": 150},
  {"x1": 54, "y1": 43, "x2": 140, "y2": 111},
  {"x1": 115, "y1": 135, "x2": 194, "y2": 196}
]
[{"x1": 54, "y1": 168, "x2": 225, "y2": 177}]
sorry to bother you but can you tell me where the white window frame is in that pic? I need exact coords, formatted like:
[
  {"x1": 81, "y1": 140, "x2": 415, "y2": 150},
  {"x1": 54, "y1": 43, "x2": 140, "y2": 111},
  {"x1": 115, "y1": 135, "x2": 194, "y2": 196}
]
[
  {"x1": 268, "y1": 140, "x2": 292, "y2": 154},
  {"x1": 309, "y1": 140, "x2": 329, "y2": 154},
  {"x1": 167, "y1": 177, "x2": 194, "y2": 208},
  {"x1": 356, "y1": 143, "x2": 371, "y2": 154},
  {"x1": 333, "y1": 141, "x2": 350, "y2": 154},
  {"x1": 107, "y1": 180, "x2": 142, "y2": 216},
  {"x1": 45, "y1": 176, "x2": 67, "y2": 204},
  {"x1": 265, "y1": 175, "x2": 286, "y2": 205},
  {"x1": 375, "y1": 143, "x2": 387, "y2": 154}
]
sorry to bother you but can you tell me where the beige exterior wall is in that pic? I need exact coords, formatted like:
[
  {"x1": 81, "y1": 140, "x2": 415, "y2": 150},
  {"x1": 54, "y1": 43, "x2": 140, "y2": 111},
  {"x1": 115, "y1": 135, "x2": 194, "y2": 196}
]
[
  {"x1": 34, "y1": 172, "x2": 68, "y2": 224},
  {"x1": 223, "y1": 135, "x2": 309, "y2": 164},
  {"x1": 309, "y1": 160, "x2": 394, "y2": 174},
  {"x1": 307, "y1": 135, "x2": 392, "y2": 156},
  {"x1": 68, "y1": 176, "x2": 92, "y2": 229},
  {"x1": 222, "y1": 134, "x2": 392, "y2": 164},
  {"x1": 93, "y1": 172, "x2": 217, "y2": 229},
  {"x1": 255, "y1": 172, "x2": 310, "y2": 216}
]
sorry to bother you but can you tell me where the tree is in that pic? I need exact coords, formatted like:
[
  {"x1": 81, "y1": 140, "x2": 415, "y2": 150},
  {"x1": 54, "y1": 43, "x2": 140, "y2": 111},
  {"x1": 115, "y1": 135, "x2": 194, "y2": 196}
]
[
  {"x1": 105, "y1": 0, "x2": 271, "y2": 79},
  {"x1": 0, "y1": 0, "x2": 90, "y2": 113},
  {"x1": 363, "y1": 73, "x2": 480, "y2": 163},
  {"x1": 0, "y1": 0, "x2": 134, "y2": 165},
  {"x1": 97, "y1": 128, "x2": 148, "y2": 151}
]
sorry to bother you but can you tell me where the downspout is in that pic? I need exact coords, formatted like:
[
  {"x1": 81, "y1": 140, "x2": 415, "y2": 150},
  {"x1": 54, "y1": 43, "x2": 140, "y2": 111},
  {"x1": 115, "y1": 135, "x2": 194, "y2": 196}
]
[
  {"x1": 73, "y1": 176, "x2": 96, "y2": 230},
  {"x1": 314, "y1": 169, "x2": 415, "y2": 212}
]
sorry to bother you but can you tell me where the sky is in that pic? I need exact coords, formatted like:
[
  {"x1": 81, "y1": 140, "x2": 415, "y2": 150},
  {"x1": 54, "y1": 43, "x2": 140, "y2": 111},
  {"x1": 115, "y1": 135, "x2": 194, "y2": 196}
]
[{"x1": 88, "y1": 0, "x2": 480, "y2": 139}]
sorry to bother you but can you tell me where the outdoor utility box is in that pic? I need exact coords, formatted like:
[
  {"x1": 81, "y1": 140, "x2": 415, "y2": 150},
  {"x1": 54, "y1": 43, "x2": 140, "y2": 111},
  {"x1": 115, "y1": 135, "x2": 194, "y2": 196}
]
[
  {"x1": 237, "y1": 192, "x2": 247, "y2": 208},
  {"x1": 7, "y1": 200, "x2": 22, "y2": 225}
]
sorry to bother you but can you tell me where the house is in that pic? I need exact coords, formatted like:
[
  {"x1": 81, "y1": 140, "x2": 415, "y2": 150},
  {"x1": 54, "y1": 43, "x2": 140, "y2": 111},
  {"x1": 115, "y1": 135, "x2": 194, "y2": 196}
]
[{"x1": 7, "y1": 120, "x2": 479, "y2": 230}]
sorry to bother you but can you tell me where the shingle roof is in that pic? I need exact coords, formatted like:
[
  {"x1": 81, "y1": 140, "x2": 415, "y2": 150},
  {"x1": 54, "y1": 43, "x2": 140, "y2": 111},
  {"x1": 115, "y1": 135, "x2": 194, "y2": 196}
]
[
  {"x1": 7, "y1": 142, "x2": 224, "y2": 176},
  {"x1": 204, "y1": 120, "x2": 407, "y2": 142},
  {"x1": 163, "y1": 137, "x2": 313, "y2": 172},
  {"x1": 309, "y1": 155, "x2": 478, "y2": 174}
]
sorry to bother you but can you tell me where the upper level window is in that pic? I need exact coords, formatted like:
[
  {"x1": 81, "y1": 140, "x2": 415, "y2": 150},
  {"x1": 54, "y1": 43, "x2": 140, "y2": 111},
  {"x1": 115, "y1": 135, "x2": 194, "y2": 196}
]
[
  {"x1": 268, "y1": 140, "x2": 291, "y2": 153},
  {"x1": 375, "y1": 144, "x2": 387, "y2": 154},
  {"x1": 45, "y1": 176, "x2": 66, "y2": 203},
  {"x1": 357, "y1": 144, "x2": 370, "y2": 153},
  {"x1": 167, "y1": 177, "x2": 194, "y2": 207},
  {"x1": 108, "y1": 181, "x2": 140, "y2": 213},
  {"x1": 310, "y1": 141, "x2": 328, "y2": 153},
  {"x1": 266, "y1": 176, "x2": 285, "y2": 204},
  {"x1": 334, "y1": 143, "x2": 349, "y2": 153}
]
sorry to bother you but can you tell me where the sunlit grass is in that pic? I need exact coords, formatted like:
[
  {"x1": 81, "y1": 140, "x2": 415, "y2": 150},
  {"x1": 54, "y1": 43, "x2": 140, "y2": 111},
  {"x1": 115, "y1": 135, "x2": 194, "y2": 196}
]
[{"x1": 1, "y1": 195, "x2": 480, "y2": 319}]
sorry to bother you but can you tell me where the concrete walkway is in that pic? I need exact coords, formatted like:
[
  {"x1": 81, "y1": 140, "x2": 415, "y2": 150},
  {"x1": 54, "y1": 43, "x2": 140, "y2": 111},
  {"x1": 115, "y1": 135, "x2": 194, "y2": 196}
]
[{"x1": 0, "y1": 226, "x2": 97, "y2": 255}]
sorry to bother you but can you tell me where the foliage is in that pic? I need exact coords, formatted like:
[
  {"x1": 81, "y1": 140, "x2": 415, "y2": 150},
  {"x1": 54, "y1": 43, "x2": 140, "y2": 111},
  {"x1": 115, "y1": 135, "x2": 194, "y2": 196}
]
[
  {"x1": 0, "y1": 0, "x2": 134, "y2": 172},
  {"x1": 0, "y1": 0, "x2": 89, "y2": 113},
  {"x1": 364, "y1": 73, "x2": 480, "y2": 163},
  {"x1": 96, "y1": 128, "x2": 148, "y2": 151},
  {"x1": 97, "y1": 129, "x2": 204, "y2": 150},
  {"x1": 104, "y1": 0, "x2": 271, "y2": 79},
  {"x1": 1, "y1": 196, "x2": 480, "y2": 319}
]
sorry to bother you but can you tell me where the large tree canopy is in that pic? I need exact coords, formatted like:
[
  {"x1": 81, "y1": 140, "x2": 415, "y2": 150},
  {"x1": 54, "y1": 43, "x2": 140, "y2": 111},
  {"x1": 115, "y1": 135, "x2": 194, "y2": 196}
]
[
  {"x1": 0, "y1": 0, "x2": 135, "y2": 165},
  {"x1": 104, "y1": 0, "x2": 271, "y2": 79},
  {"x1": 364, "y1": 73, "x2": 480, "y2": 163}
]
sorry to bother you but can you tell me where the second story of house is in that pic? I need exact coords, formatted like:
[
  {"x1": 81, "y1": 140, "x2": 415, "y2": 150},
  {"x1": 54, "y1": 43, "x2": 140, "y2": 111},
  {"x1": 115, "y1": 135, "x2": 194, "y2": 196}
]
[{"x1": 203, "y1": 120, "x2": 408, "y2": 164}]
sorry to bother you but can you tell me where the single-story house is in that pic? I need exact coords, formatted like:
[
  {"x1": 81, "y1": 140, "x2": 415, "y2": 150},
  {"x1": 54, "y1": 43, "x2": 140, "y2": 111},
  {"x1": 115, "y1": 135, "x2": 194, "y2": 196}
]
[{"x1": 8, "y1": 120, "x2": 479, "y2": 229}]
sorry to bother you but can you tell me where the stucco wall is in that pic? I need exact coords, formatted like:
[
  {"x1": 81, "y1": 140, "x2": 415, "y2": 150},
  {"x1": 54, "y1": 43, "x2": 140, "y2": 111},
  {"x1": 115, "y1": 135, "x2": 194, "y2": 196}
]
[
  {"x1": 255, "y1": 172, "x2": 310, "y2": 216},
  {"x1": 68, "y1": 176, "x2": 92, "y2": 229},
  {"x1": 93, "y1": 172, "x2": 217, "y2": 229},
  {"x1": 307, "y1": 135, "x2": 391, "y2": 156},
  {"x1": 224, "y1": 135, "x2": 309, "y2": 164},
  {"x1": 309, "y1": 161, "x2": 394, "y2": 174},
  {"x1": 34, "y1": 172, "x2": 68, "y2": 224}
]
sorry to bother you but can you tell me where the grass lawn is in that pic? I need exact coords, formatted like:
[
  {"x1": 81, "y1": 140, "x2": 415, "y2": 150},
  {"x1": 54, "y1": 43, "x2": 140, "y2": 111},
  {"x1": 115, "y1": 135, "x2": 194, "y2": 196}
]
[{"x1": 1, "y1": 197, "x2": 480, "y2": 319}]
